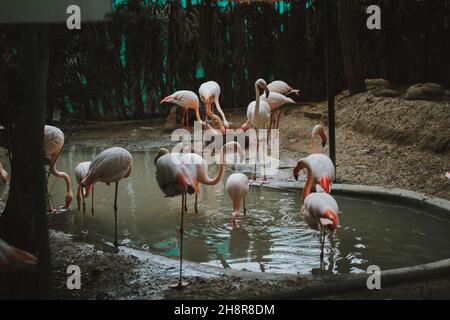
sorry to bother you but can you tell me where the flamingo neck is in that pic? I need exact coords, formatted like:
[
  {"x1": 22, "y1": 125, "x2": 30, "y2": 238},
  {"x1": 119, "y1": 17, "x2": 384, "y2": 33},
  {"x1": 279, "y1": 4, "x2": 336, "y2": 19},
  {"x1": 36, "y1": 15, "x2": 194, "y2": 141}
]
[
  {"x1": 299, "y1": 159, "x2": 314, "y2": 202},
  {"x1": 51, "y1": 165, "x2": 72, "y2": 194},
  {"x1": 254, "y1": 83, "x2": 260, "y2": 123},
  {"x1": 194, "y1": 104, "x2": 206, "y2": 127},
  {"x1": 311, "y1": 134, "x2": 318, "y2": 154}
]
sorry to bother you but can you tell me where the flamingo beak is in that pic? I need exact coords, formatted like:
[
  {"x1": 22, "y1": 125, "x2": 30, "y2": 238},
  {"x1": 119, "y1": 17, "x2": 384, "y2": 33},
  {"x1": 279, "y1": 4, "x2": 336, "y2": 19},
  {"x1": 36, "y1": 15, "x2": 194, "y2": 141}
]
[
  {"x1": 264, "y1": 86, "x2": 270, "y2": 98},
  {"x1": 324, "y1": 209, "x2": 339, "y2": 232},
  {"x1": 320, "y1": 132, "x2": 327, "y2": 147},
  {"x1": 293, "y1": 167, "x2": 300, "y2": 181},
  {"x1": 160, "y1": 95, "x2": 173, "y2": 104}
]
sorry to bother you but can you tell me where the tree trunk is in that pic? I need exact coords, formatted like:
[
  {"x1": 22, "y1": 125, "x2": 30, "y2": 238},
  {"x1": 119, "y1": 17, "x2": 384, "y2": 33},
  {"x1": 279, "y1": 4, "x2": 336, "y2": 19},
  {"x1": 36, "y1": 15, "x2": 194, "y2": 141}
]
[
  {"x1": 0, "y1": 25, "x2": 52, "y2": 299},
  {"x1": 336, "y1": 0, "x2": 365, "y2": 94}
]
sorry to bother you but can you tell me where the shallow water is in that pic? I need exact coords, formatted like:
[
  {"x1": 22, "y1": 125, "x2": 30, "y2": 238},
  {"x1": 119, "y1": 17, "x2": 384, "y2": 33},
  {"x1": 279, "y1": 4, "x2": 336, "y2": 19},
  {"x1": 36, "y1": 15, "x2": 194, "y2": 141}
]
[{"x1": 45, "y1": 146, "x2": 450, "y2": 275}]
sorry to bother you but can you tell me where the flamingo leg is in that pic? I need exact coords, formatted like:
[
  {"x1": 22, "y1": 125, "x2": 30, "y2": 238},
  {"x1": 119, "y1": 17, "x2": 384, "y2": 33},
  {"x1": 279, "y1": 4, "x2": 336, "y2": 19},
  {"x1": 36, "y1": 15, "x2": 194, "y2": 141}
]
[
  {"x1": 185, "y1": 109, "x2": 189, "y2": 131},
  {"x1": 253, "y1": 128, "x2": 259, "y2": 181},
  {"x1": 320, "y1": 231, "x2": 325, "y2": 268},
  {"x1": 114, "y1": 182, "x2": 119, "y2": 247},
  {"x1": 194, "y1": 193, "x2": 198, "y2": 214},
  {"x1": 262, "y1": 128, "x2": 267, "y2": 183},
  {"x1": 243, "y1": 197, "x2": 247, "y2": 215},
  {"x1": 76, "y1": 186, "x2": 81, "y2": 211},
  {"x1": 82, "y1": 189, "x2": 86, "y2": 216},
  {"x1": 91, "y1": 188, "x2": 95, "y2": 216},
  {"x1": 276, "y1": 109, "x2": 282, "y2": 129},
  {"x1": 171, "y1": 193, "x2": 189, "y2": 289}
]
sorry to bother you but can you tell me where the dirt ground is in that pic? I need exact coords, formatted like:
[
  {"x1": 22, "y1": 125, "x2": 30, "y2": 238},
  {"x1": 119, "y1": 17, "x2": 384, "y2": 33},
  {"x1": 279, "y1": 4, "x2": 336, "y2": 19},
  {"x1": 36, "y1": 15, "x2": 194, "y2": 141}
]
[{"x1": 2, "y1": 90, "x2": 450, "y2": 299}]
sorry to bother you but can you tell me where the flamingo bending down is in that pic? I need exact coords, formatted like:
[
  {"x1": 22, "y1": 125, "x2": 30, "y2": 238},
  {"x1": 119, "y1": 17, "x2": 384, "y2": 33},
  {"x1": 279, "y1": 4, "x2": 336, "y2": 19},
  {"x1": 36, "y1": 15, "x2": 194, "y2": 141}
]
[
  {"x1": 75, "y1": 161, "x2": 94, "y2": 215},
  {"x1": 81, "y1": 147, "x2": 133, "y2": 247},
  {"x1": 294, "y1": 158, "x2": 339, "y2": 265},
  {"x1": 199, "y1": 81, "x2": 228, "y2": 134},
  {"x1": 0, "y1": 161, "x2": 8, "y2": 185},
  {"x1": 44, "y1": 125, "x2": 73, "y2": 210},
  {"x1": 241, "y1": 79, "x2": 271, "y2": 182},
  {"x1": 261, "y1": 92, "x2": 295, "y2": 130},
  {"x1": 226, "y1": 173, "x2": 249, "y2": 229},
  {"x1": 267, "y1": 80, "x2": 300, "y2": 97},
  {"x1": 0, "y1": 239, "x2": 37, "y2": 272},
  {"x1": 294, "y1": 124, "x2": 335, "y2": 193},
  {"x1": 154, "y1": 141, "x2": 243, "y2": 288},
  {"x1": 161, "y1": 90, "x2": 209, "y2": 131}
]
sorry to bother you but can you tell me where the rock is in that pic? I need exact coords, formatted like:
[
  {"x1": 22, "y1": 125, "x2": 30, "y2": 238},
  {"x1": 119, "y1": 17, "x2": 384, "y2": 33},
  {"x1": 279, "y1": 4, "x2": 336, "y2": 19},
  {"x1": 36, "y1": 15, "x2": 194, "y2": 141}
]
[
  {"x1": 404, "y1": 83, "x2": 445, "y2": 101},
  {"x1": 365, "y1": 78, "x2": 391, "y2": 90},
  {"x1": 372, "y1": 88, "x2": 401, "y2": 97}
]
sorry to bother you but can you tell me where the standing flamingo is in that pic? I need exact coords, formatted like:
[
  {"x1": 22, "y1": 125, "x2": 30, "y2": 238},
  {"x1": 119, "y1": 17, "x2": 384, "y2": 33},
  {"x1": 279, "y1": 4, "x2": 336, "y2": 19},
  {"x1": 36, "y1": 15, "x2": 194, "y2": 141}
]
[
  {"x1": 161, "y1": 90, "x2": 209, "y2": 131},
  {"x1": 75, "y1": 161, "x2": 94, "y2": 215},
  {"x1": 261, "y1": 92, "x2": 294, "y2": 130},
  {"x1": 226, "y1": 173, "x2": 249, "y2": 229},
  {"x1": 0, "y1": 239, "x2": 37, "y2": 272},
  {"x1": 294, "y1": 124, "x2": 335, "y2": 193},
  {"x1": 81, "y1": 147, "x2": 133, "y2": 247},
  {"x1": 294, "y1": 158, "x2": 339, "y2": 265},
  {"x1": 0, "y1": 161, "x2": 8, "y2": 185},
  {"x1": 154, "y1": 141, "x2": 243, "y2": 288},
  {"x1": 199, "y1": 81, "x2": 228, "y2": 134},
  {"x1": 241, "y1": 79, "x2": 271, "y2": 182},
  {"x1": 44, "y1": 125, "x2": 73, "y2": 210},
  {"x1": 267, "y1": 80, "x2": 300, "y2": 130}
]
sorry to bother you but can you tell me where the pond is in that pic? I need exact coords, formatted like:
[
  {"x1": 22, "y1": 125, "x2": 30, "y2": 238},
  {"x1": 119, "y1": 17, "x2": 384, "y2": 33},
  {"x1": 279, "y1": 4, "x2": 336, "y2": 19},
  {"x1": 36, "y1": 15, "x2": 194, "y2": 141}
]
[{"x1": 44, "y1": 146, "x2": 450, "y2": 275}]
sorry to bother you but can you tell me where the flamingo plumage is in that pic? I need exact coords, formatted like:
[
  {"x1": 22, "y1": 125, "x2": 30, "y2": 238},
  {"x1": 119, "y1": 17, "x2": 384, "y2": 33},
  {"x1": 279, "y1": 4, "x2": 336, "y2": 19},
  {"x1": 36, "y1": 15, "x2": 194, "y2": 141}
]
[
  {"x1": 199, "y1": 81, "x2": 228, "y2": 134},
  {"x1": 154, "y1": 141, "x2": 243, "y2": 288},
  {"x1": 294, "y1": 158, "x2": 339, "y2": 265},
  {"x1": 294, "y1": 124, "x2": 335, "y2": 193},
  {"x1": 0, "y1": 161, "x2": 8, "y2": 185},
  {"x1": 226, "y1": 173, "x2": 249, "y2": 229},
  {"x1": 267, "y1": 80, "x2": 300, "y2": 97},
  {"x1": 0, "y1": 239, "x2": 37, "y2": 272},
  {"x1": 160, "y1": 90, "x2": 209, "y2": 131},
  {"x1": 81, "y1": 147, "x2": 133, "y2": 247},
  {"x1": 75, "y1": 161, "x2": 94, "y2": 215},
  {"x1": 44, "y1": 125, "x2": 73, "y2": 210},
  {"x1": 241, "y1": 78, "x2": 271, "y2": 182}
]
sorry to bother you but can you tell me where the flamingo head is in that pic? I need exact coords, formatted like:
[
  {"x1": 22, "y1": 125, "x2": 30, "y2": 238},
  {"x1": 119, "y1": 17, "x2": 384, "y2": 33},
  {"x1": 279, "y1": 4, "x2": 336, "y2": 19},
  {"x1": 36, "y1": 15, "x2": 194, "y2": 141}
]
[
  {"x1": 256, "y1": 78, "x2": 270, "y2": 98},
  {"x1": 312, "y1": 124, "x2": 327, "y2": 147},
  {"x1": 319, "y1": 175, "x2": 331, "y2": 193},
  {"x1": 293, "y1": 161, "x2": 306, "y2": 181},
  {"x1": 64, "y1": 191, "x2": 73, "y2": 209},
  {"x1": 322, "y1": 209, "x2": 339, "y2": 232},
  {"x1": 160, "y1": 91, "x2": 198, "y2": 109}
]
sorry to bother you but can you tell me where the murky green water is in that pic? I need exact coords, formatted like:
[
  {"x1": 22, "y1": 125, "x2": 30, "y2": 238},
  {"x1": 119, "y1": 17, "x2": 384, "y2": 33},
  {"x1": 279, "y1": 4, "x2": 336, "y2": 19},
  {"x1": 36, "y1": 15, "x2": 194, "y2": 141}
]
[{"x1": 18, "y1": 146, "x2": 450, "y2": 274}]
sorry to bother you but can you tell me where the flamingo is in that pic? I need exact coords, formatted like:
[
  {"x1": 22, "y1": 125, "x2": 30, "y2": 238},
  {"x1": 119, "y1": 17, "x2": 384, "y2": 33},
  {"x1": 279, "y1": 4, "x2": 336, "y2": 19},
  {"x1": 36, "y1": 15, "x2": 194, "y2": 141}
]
[
  {"x1": 267, "y1": 80, "x2": 300, "y2": 130},
  {"x1": 0, "y1": 239, "x2": 37, "y2": 272},
  {"x1": 294, "y1": 158, "x2": 339, "y2": 265},
  {"x1": 294, "y1": 124, "x2": 335, "y2": 193},
  {"x1": 81, "y1": 147, "x2": 133, "y2": 247},
  {"x1": 0, "y1": 161, "x2": 8, "y2": 185},
  {"x1": 267, "y1": 80, "x2": 300, "y2": 97},
  {"x1": 261, "y1": 92, "x2": 294, "y2": 130},
  {"x1": 154, "y1": 141, "x2": 243, "y2": 288},
  {"x1": 226, "y1": 173, "x2": 249, "y2": 229},
  {"x1": 44, "y1": 125, "x2": 73, "y2": 210},
  {"x1": 199, "y1": 81, "x2": 229, "y2": 134},
  {"x1": 161, "y1": 90, "x2": 209, "y2": 131},
  {"x1": 241, "y1": 78, "x2": 271, "y2": 182},
  {"x1": 75, "y1": 161, "x2": 94, "y2": 215}
]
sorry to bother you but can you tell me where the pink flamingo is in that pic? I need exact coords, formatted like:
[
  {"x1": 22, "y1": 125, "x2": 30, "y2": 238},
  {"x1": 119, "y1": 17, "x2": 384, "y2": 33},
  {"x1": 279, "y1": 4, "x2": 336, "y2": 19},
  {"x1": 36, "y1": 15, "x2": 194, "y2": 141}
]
[
  {"x1": 241, "y1": 79, "x2": 271, "y2": 182},
  {"x1": 0, "y1": 161, "x2": 8, "y2": 185},
  {"x1": 161, "y1": 90, "x2": 209, "y2": 131},
  {"x1": 44, "y1": 125, "x2": 73, "y2": 209},
  {"x1": 261, "y1": 92, "x2": 295, "y2": 130},
  {"x1": 75, "y1": 161, "x2": 94, "y2": 215},
  {"x1": 81, "y1": 147, "x2": 133, "y2": 247},
  {"x1": 267, "y1": 80, "x2": 300, "y2": 130},
  {"x1": 294, "y1": 158, "x2": 339, "y2": 265},
  {"x1": 294, "y1": 124, "x2": 335, "y2": 193},
  {"x1": 226, "y1": 173, "x2": 249, "y2": 229},
  {"x1": 0, "y1": 239, "x2": 37, "y2": 272},
  {"x1": 199, "y1": 81, "x2": 228, "y2": 134},
  {"x1": 154, "y1": 141, "x2": 243, "y2": 288}
]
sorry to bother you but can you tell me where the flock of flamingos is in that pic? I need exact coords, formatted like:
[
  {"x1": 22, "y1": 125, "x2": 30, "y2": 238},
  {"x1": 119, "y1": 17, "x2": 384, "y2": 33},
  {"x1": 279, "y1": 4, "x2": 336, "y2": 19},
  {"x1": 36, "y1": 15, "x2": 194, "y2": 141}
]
[{"x1": 0, "y1": 78, "x2": 338, "y2": 290}]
